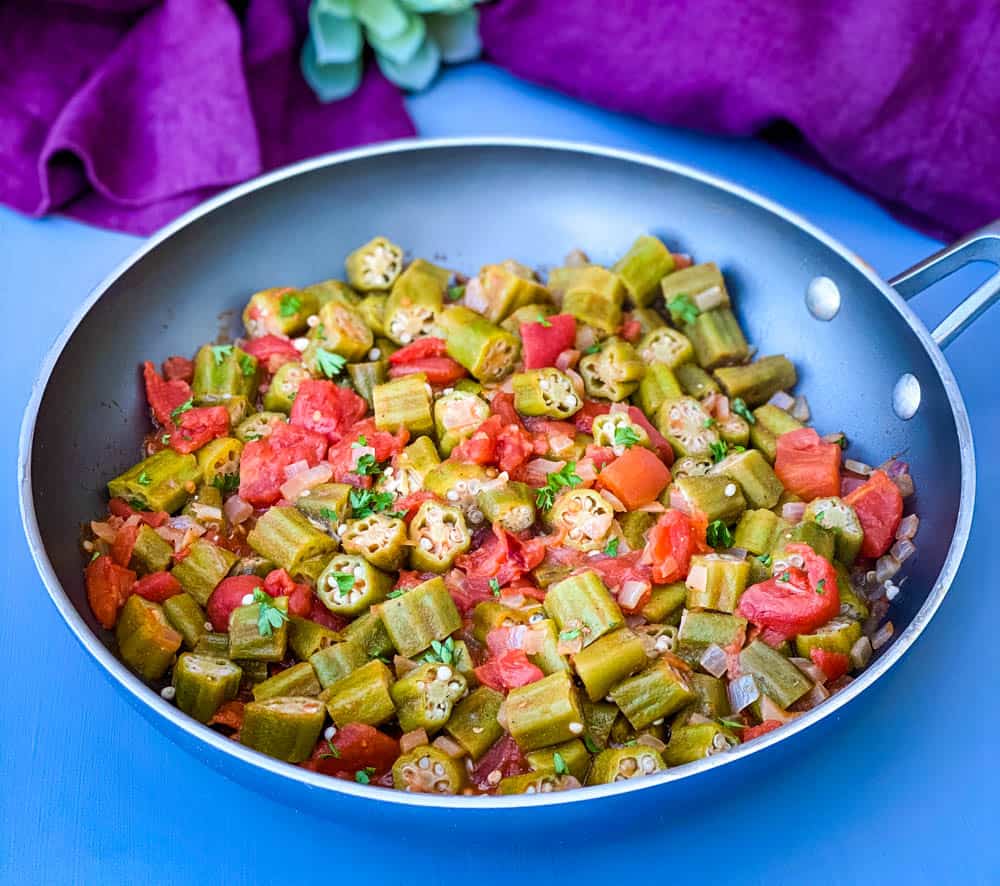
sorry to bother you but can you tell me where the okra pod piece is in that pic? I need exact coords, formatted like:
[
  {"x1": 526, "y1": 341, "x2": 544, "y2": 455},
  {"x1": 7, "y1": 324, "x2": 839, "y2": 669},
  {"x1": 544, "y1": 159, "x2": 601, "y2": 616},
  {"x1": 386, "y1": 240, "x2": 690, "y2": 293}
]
[
  {"x1": 661, "y1": 262, "x2": 730, "y2": 314},
  {"x1": 619, "y1": 510, "x2": 657, "y2": 552},
  {"x1": 715, "y1": 355, "x2": 797, "y2": 408},
  {"x1": 253, "y1": 661, "x2": 322, "y2": 701},
  {"x1": 170, "y1": 539, "x2": 238, "y2": 606},
  {"x1": 108, "y1": 449, "x2": 201, "y2": 515},
  {"x1": 685, "y1": 554, "x2": 750, "y2": 612},
  {"x1": 115, "y1": 595, "x2": 182, "y2": 680},
  {"x1": 228, "y1": 597, "x2": 289, "y2": 661},
  {"x1": 734, "y1": 508, "x2": 782, "y2": 555},
  {"x1": 376, "y1": 576, "x2": 462, "y2": 658},
  {"x1": 288, "y1": 615, "x2": 341, "y2": 661},
  {"x1": 674, "y1": 362, "x2": 720, "y2": 399},
  {"x1": 609, "y1": 657, "x2": 695, "y2": 729},
  {"x1": 641, "y1": 582, "x2": 687, "y2": 625},
  {"x1": 587, "y1": 746, "x2": 666, "y2": 784},
  {"x1": 192, "y1": 343, "x2": 259, "y2": 405},
  {"x1": 434, "y1": 390, "x2": 491, "y2": 456},
  {"x1": 686, "y1": 673, "x2": 730, "y2": 719},
  {"x1": 612, "y1": 235, "x2": 675, "y2": 306},
  {"x1": 304, "y1": 299, "x2": 373, "y2": 365},
  {"x1": 794, "y1": 616, "x2": 862, "y2": 658},
  {"x1": 803, "y1": 497, "x2": 864, "y2": 564},
  {"x1": 500, "y1": 303, "x2": 557, "y2": 335},
  {"x1": 739, "y1": 640, "x2": 813, "y2": 708},
  {"x1": 512, "y1": 368, "x2": 582, "y2": 418},
  {"x1": 343, "y1": 610, "x2": 396, "y2": 659},
  {"x1": 299, "y1": 278, "x2": 359, "y2": 309},
  {"x1": 685, "y1": 307, "x2": 749, "y2": 369},
  {"x1": 526, "y1": 739, "x2": 591, "y2": 782},
  {"x1": 636, "y1": 364, "x2": 683, "y2": 420},
  {"x1": 656, "y1": 396, "x2": 720, "y2": 458},
  {"x1": 309, "y1": 638, "x2": 367, "y2": 689},
  {"x1": 578, "y1": 337, "x2": 645, "y2": 401},
  {"x1": 373, "y1": 374, "x2": 434, "y2": 435},
  {"x1": 498, "y1": 771, "x2": 581, "y2": 795},
  {"x1": 545, "y1": 489, "x2": 615, "y2": 552},
  {"x1": 247, "y1": 506, "x2": 337, "y2": 580},
  {"x1": 563, "y1": 265, "x2": 626, "y2": 310},
  {"x1": 422, "y1": 461, "x2": 493, "y2": 515},
  {"x1": 592, "y1": 411, "x2": 651, "y2": 451},
  {"x1": 235, "y1": 411, "x2": 286, "y2": 443},
  {"x1": 408, "y1": 500, "x2": 471, "y2": 572},
  {"x1": 193, "y1": 631, "x2": 230, "y2": 658},
  {"x1": 172, "y1": 653, "x2": 242, "y2": 722},
  {"x1": 502, "y1": 671, "x2": 585, "y2": 751},
  {"x1": 638, "y1": 327, "x2": 695, "y2": 369},
  {"x1": 748, "y1": 403, "x2": 804, "y2": 463},
  {"x1": 238, "y1": 659, "x2": 270, "y2": 684},
  {"x1": 241, "y1": 697, "x2": 326, "y2": 763},
  {"x1": 663, "y1": 722, "x2": 737, "y2": 766},
  {"x1": 340, "y1": 514, "x2": 408, "y2": 572},
  {"x1": 580, "y1": 699, "x2": 618, "y2": 751},
  {"x1": 772, "y1": 520, "x2": 836, "y2": 565},
  {"x1": 345, "y1": 236, "x2": 404, "y2": 291},
  {"x1": 674, "y1": 474, "x2": 747, "y2": 525},
  {"x1": 196, "y1": 436, "x2": 243, "y2": 493},
  {"x1": 162, "y1": 593, "x2": 208, "y2": 649},
  {"x1": 712, "y1": 448, "x2": 784, "y2": 509},
  {"x1": 544, "y1": 570, "x2": 624, "y2": 647},
  {"x1": 358, "y1": 293, "x2": 387, "y2": 337},
  {"x1": 470, "y1": 601, "x2": 529, "y2": 645},
  {"x1": 131, "y1": 523, "x2": 174, "y2": 574},
  {"x1": 182, "y1": 483, "x2": 224, "y2": 532},
  {"x1": 324, "y1": 659, "x2": 396, "y2": 727},
  {"x1": 834, "y1": 562, "x2": 869, "y2": 620},
  {"x1": 678, "y1": 609, "x2": 748, "y2": 652},
  {"x1": 466, "y1": 261, "x2": 551, "y2": 323},
  {"x1": 294, "y1": 484, "x2": 350, "y2": 535},
  {"x1": 392, "y1": 745, "x2": 467, "y2": 794},
  {"x1": 663, "y1": 456, "x2": 710, "y2": 482},
  {"x1": 317, "y1": 553, "x2": 393, "y2": 617},
  {"x1": 377, "y1": 434, "x2": 440, "y2": 500},
  {"x1": 526, "y1": 619, "x2": 571, "y2": 675},
  {"x1": 437, "y1": 305, "x2": 520, "y2": 382},
  {"x1": 263, "y1": 362, "x2": 310, "y2": 413},
  {"x1": 391, "y1": 662, "x2": 467, "y2": 733},
  {"x1": 242, "y1": 287, "x2": 317, "y2": 338},
  {"x1": 444, "y1": 686, "x2": 506, "y2": 760},
  {"x1": 476, "y1": 481, "x2": 537, "y2": 533},
  {"x1": 572, "y1": 628, "x2": 647, "y2": 701},
  {"x1": 383, "y1": 259, "x2": 449, "y2": 344},
  {"x1": 716, "y1": 413, "x2": 751, "y2": 448}
]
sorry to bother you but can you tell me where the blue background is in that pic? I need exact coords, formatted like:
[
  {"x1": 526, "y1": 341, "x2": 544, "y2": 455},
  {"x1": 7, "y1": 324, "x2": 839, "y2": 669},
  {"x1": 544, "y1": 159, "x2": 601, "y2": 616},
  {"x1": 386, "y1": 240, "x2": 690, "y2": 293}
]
[{"x1": 2, "y1": 64, "x2": 995, "y2": 883}]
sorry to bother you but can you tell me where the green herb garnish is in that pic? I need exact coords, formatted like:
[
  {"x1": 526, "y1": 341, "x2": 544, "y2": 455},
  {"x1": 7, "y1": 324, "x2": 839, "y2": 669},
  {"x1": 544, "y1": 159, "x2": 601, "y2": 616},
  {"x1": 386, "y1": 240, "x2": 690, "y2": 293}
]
[
  {"x1": 160, "y1": 434, "x2": 171, "y2": 445},
  {"x1": 239, "y1": 353, "x2": 255, "y2": 377},
  {"x1": 781, "y1": 571, "x2": 791, "y2": 583},
  {"x1": 279, "y1": 292, "x2": 302, "y2": 317},
  {"x1": 137, "y1": 471, "x2": 152, "y2": 486},
  {"x1": 709, "y1": 440, "x2": 729, "y2": 463},
  {"x1": 349, "y1": 487, "x2": 395, "y2": 519},
  {"x1": 668, "y1": 293, "x2": 699, "y2": 325},
  {"x1": 718, "y1": 717, "x2": 744, "y2": 731},
  {"x1": 613, "y1": 425, "x2": 641, "y2": 448},
  {"x1": 170, "y1": 398, "x2": 194, "y2": 422},
  {"x1": 703, "y1": 417, "x2": 717, "y2": 428},
  {"x1": 252, "y1": 589, "x2": 288, "y2": 637},
  {"x1": 603, "y1": 537, "x2": 620, "y2": 557},
  {"x1": 489, "y1": 577, "x2": 501, "y2": 597},
  {"x1": 331, "y1": 572, "x2": 356, "y2": 596},
  {"x1": 211, "y1": 472, "x2": 240, "y2": 494},
  {"x1": 424, "y1": 637, "x2": 455, "y2": 665},
  {"x1": 320, "y1": 507, "x2": 338, "y2": 524},
  {"x1": 552, "y1": 752, "x2": 568, "y2": 776},
  {"x1": 354, "y1": 767, "x2": 375, "y2": 784},
  {"x1": 447, "y1": 284, "x2": 465, "y2": 301},
  {"x1": 538, "y1": 316, "x2": 552, "y2": 328},
  {"x1": 706, "y1": 519, "x2": 735, "y2": 549},
  {"x1": 535, "y1": 461, "x2": 583, "y2": 510},
  {"x1": 583, "y1": 735, "x2": 600, "y2": 754},
  {"x1": 318, "y1": 739, "x2": 341, "y2": 760},
  {"x1": 559, "y1": 628, "x2": 582, "y2": 642},
  {"x1": 732, "y1": 398, "x2": 755, "y2": 424},
  {"x1": 758, "y1": 553, "x2": 772, "y2": 568},
  {"x1": 816, "y1": 579, "x2": 826, "y2": 595},
  {"x1": 386, "y1": 589, "x2": 405, "y2": 599},
  {"x1": 314, "y1": 348, "x2": 347, "y2": 378},
  {"x1": 211, "y1": 344, "x2": 233, "y2": 365}
]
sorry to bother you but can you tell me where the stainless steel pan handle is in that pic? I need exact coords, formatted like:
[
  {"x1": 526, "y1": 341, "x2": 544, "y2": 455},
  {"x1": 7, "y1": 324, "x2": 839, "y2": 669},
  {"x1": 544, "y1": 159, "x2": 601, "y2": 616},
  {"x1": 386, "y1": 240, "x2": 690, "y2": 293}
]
[{"x1": 889, "y1": 219, "x2": 1000, "y2": 349}]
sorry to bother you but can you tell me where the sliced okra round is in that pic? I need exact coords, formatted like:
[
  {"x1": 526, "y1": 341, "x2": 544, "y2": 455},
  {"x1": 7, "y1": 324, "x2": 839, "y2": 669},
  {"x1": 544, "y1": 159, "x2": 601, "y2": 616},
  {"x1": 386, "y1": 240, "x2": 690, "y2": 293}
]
[
  {"x1": 657, "y1": 396, "x2": 720, "y2": 457},
  {"x1": 317, "y1": 553, "x2": 393, "y2": 616},
  {"x1": 345, "y1": 236, "x2": 404, "y2": 292},
  {"x1": 390, "y1": 662, "x2": 468, "y2": 734},
  {"x1": 586, "y1": 746, "x2": 666, "y2": 784},
  {"x1": 546, "y1": 488, "x2": 615, "y2": 552},
  {"x1": 408, "y1": 500, "x2": 471, "y2": 572},
  {"x1": 392, "y1": 745, "x2": 468, "y2": 794},
  {"x1": 511, "y1": 368, "x2": 582, "y2": 419},
  {"x1": 340, "y1": 514, "x2": 408, "y2": 572}
]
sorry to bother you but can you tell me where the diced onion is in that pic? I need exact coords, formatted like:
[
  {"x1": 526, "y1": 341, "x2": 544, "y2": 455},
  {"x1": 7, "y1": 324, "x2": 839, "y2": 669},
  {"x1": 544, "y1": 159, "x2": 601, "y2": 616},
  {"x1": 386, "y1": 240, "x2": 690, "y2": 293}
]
[
  {"x1": 522, "y1": 625, "x2": 548, "y2": 656},
  {"x1": 686, "y1": 713, "x2": 714, "y2": 725},
  {"x1": 280, "y1": 462, "x2": 333, "y2": 501},
  {"x1": 790, "y1": 395, "x2": 811, "y2": 423},
  {"x1": 896, "y1": 514, "x2": 919, "y2": 540},
  {"x1": 282, "y1": 459, "x2": 310, "y2": 479},
  {"x1": 224, "y1": 495, "x2": 253, "y2": 526},
  {"x1": 636, "y1": 733, "x2": 667, "y2": 751},
  {"x1": 669, "y1": 486, "x2": 691, "y2": 514},
  {"x1": 890, "y1": 538, "x2": 916, "y2": 564},
  {"x1": 431, "y1": 735, "x2": 466, "y2": 758},
  {"x1": 609, "y1": 402, "x2": 630, "y2": 415},
  {"x1": 875, "y1": 554, "x2": 901, "y2": 583},
  {"x1": 618, "y1": 579, "x2": 650, "y2": 611},
  {"x1": 728, "y1": 674, "x2": 760, "y2": 713},
  {"x1": 523, "y1": 458, "x2": 565, "y2": 487},
  {"x1": 599, "y1": 490, "x2": 626, "y2": 512},
  {"x1": 893, "y1": 472, "x2": 915, "y2": 498},
  {"x1": 759, "y1": 695, "x2": 798, "y2": 724},
  {"x1": 767, "y1": 391, "x2": 795, "y2": 411},
  {"x1": 686, "y1": 563, "x2": 707, "y2": 593},
  {"x1": 636, "y1": 501, "x2": 666, "y2": 513},
  {"x1": 793, "y1": 683, "x2": 830, "y2": 711},
  {"x1": 781, "y1": 501, "x2": 806, "y2": 522},
  {"x1": 555, "y1": 349, "x2": 580, "y2": 371},
  {"x1": 790, "y1": 657, "x2": 827, "y2": 684},
  {"x1": 399, "y1": 729, "x2": 428, "y2": 754},
  {"x1": 699, "y1": 644, "x2": 729, "y2": 678},
  {"x1": 871, "y1": 621, "x2": 894, "y2": 651},
  {"x1": 90, "y1": 521, "x2": 118, "y2": 543},
  {"x1": 844, "y1": 458, "x2": 873, "y2": 476},
  {"x1": 564, "y1": 368, "x2": 585, "y2": 399},
  {"x1": 850, "y1": 635, "x2": 873, "y2": 669},
  {"x1": 692, "y1": 285, "x2": 726, "y2": 312},
  {"x1": 557, "y1": 635, "x2": 584, "y2": 656},
  {"x1": 393, "y1": 655, "x2": 419, "y2": 677}
]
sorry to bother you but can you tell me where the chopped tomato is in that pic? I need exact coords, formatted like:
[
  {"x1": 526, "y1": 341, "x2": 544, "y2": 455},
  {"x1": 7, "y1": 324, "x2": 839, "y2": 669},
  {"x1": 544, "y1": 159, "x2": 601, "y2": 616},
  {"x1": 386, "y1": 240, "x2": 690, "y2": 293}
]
[
  {"x1": 588, "y1": 549, "x2": 652, "y2": 593},
  {"x1": 395, "y1": 570, "x2": 437, "y2": 591},
  {"x1": 162, "y1": 356, "x2": 194, "y2": 383},
  {"x1": 209, "y1": 700, "x2": 245, "y2": 732},
  {"x1": 573, "y1": 399, "x2": 611, "y2": 434},
  {"x1": 86, "y1": 555, "x2": 136, "y2": 629},
  {"x1": 584, "y1": 444, "x2": 618, "y2": 470},
  {"x1": 619, "y1": 317, "x2": 643, "y2": 343},
  {"x1": 843, "y1": 469, "x2": 903, "y2": 558},
  {"x1": 737, "y1": 543, "x2": 840, "y2": 637},
  {"x1": 456, "y1": 525, "x2": 546, "y2": 588},
  {"x1": 644, "y1": 509, "x2": 710, "y2": 584},
  {"x1": 597, "y1": 445, "x2": 671, "y2": 509},
  {"x1": 241, "y1": 334, "x2": 301, "y2": 372},
  {"x1": 741, "y1": 720, "x2": 783, "y2": 742},
  {"x1": 489, "y1": 391, "x2": 526, "y2": 431},
  {"x1": 206, "y1": 574, "x2": 265, "y2": 632},
  {"x1": 450, "y1": 418, "x2": 497, "y2": 465},
  {"x1": 388, "y1": 337, "x2": 447, "y2": 364},
  {"x1": 496, "y1": 423, "x2": 536, "y2": 475},
  {"x1": 108, "y1": 498, "x2": 169, "y2": 527},
  {"x1": 627, "y1": 406, "x2": 674, "y2": 465},
  {"x1": 239, "y1": 423, "x2": 327, "y2": 508},
  {"x1": 289, "y1": 379, "x2": 367, "y2": 443},
  {"x1": 110, "y1": 519, "x2": 140, "y2": 568},
  {"x1": 521, "y1": 314, "x2": 576, "y2": 369},
  {"x1": 132, "y1": 571, "x2": 183, "y2": 603},
  {"x1": 392, "y1": 490, "x2": 439, "y2": 523},
  {"x1": 169, "y1": 405, "x2": 230, "y2": 454},
  {"x1": 774, "y1": 427, "x2": 841, "y2": 501},
  {"x1": 810, "y1": 648, "x2": 850, "y2": 682},
  {"x1": 471, "y1": 735, "x2": 528, "y2": 791},
  {"x1": 450, "y1": 414, "x2": 534, "y2": 476},
  {"x1": 475, "y1": 649, "x2": 544, "y2": 692},
  {"x1": 142, "y1": 361, "x2": 192, "y2": 425},
  {"x1": 269, "y1": 421, "x2": 329, "y2": 462},
  {"x1": 388, "y1": 356, "x2": 467, "y2": 384},
  {"x1": 305, "y1": 722, "x2": 399, "y2": 778},
  {"x1": 264, "y1": 568, "x2": 313, "y2": 617},
  {"x1": 308, "y1": 597, "x2": 348, "y2": 631}
]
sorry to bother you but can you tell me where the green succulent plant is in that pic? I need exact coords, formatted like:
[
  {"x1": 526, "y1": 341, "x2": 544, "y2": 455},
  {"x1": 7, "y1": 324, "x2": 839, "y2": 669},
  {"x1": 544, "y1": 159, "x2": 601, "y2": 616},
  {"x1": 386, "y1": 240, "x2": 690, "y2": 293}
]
[{"x1": 302, "y1": 0, "x2": 485, "y2": 101}]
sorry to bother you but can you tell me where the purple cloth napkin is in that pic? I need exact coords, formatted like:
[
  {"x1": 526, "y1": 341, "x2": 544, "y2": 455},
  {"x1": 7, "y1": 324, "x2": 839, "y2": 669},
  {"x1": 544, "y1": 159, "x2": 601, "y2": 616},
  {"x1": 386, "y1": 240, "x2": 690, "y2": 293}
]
[
  {"x1": 480, "y1": 0, "x2": 1000, "y2": 240},
  {"x1": 0, "y1": 0, "x2": 414, "y2": 234}
]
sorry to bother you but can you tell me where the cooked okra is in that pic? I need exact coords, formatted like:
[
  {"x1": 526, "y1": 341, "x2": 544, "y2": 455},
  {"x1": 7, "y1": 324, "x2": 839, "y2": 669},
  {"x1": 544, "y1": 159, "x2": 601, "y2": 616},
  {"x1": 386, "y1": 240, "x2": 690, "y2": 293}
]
[
  {"x1": 408, "y1": 500, "x2": 471, "y2": 572},
  {"x1": 512, "y1": 368, "x2": 582, "y2": 418},
  {"x1": 578, "y1": 338, "x2": 644, "y2": 401}
]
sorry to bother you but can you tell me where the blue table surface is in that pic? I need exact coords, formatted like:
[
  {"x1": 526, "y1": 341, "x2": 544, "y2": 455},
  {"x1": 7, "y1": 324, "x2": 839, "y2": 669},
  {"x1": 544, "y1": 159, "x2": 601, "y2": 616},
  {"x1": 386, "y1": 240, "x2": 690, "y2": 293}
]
[{"x1": 2, "y1": 64, "x2": 996, "y2": 884}]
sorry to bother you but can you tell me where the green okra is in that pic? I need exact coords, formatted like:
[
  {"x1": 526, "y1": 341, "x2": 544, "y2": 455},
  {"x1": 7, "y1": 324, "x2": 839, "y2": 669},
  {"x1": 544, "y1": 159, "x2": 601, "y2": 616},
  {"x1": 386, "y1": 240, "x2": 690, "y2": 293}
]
[
  {"x1": 131, "y1": 523, "x2": 174, "y2": 574},
  {"x1": 656, "y1": 396, "x2": 720, "y2": 458},
  {"x1": 525, "y1": 739, "x2": 592, "y2": 782},
  {"x1": 304, "y1": 300, "x2": 373, "y2": 366},
  {"x1": 512, "y1": 368, "x2": 582, "y2": 418},
  {"x1": 181, "y1": 483, "x2": 224, "y2": 533},
  {"x1": 641, "y1": 583, "x2": 688, "y2": 625},
  {"x1": 612, "y1": 234, "x2": 675, "y2": 306},
  {"x1": 685, "y1": 554, "x2": 751, "y2": 613},
  {"x1": 192, "y1": 344, "x2": 259, "y2": 406},
  {"x1": 343, "y1": 610, "x2": 396, "y2": 659},
  {"x1": 526, "y1": 618, "x2": 571, "y2": 675},
  {"x1": 196, "y1": 436, "x2": 243, "y2": 492},
  {"x1": 309, "y1": 638, "x2": 368, "y2": 689},
  {"x1": 445, "y1": 686, "x2": 506, "y2": 760},
  {"x1": 382, "y1": 260, "x2": 447, "y2": 345},
  {"x1": 498, "y1": 771, "x2": 580, "y2": 795},
  {"x1": 356, "y1": 294, "x2": 387, "y2": 338},
  {"x1": 636, "y1": 364, "x2": 683, "y2": 420},
  {"x1": 345, "y1": 236, "x2": 405, "y2": 291},
  {"x1": 263, "y1": 362, "x2": 310, "y2": 413},
  {"x1": 240, "y1": 697, "x2": 326, "y2": 763},
  {"x1": 545, "y1": 489, "x2": 615, "y2": 553},
  {"x1": 578, "y1": 337, "x2": 645, "y2": 401},
  {"x1": 834, "y1": 562, "x2": 869, "y2": 621},
  {"x1": 172, "y1": 653, "x2": 243, "y2": 723},
  {"x1": 771, "y1": 520, "x2": 836, "y2": 565},
  {"x1": 733, "y1": 508, "x2": 783, "y2": 555},
  {"x1": 609, "y1": 656, "x2": 696, "y2": 729},
  {"x1": 116, "y1": 595, "x2": 182, "y2": 680},
  {"x1": 390, "y1": 662, "x2": 467, "y2": 733},
  {"x1": 662, "y1": 722, "x2": 737, "y2": 766},
  {"x1": 660, "y1": 263, "x2": 730, "y2": 314},
  {"x1": 562, "y1": 268, "x2": 626, "y2": 335},
  {"x1": 299, "y1": 278, "x2": 359, "y2": 309},
  {"x1": 619, "y1": 510, "x2": 657, "y2": 552},
  {"x1": 108, "y1": 449, "x2": 201, "y2": 515},
  {"x1": 638, "y1": 326, "x2": 695, "y2": 369},
  {"x1": 685, "y1": 673, "x2": 731, "y2": 719},
  {"x1": 294, "y1": 482, "x2": 351, "y2": 532},
  {"x1": 238, "y1": 659, "x2": 270, "y2": 684},
  {"x1": 340, "y1": 514, "x2": 408, "y2": 572},
  {"x1": 373, "y1": 374, "x2": 434, "y2": 435},
  {"x1": 503, "y1": 671, "x2": 585, "y2": 751},
  {"x1": 804, "y1": 497, "x2": 864, "y2": 564},
  {"x1": 591, "y1": 411, "x2": 651, "y2": 451},
  {"x1": 580, "y1": 699, "x2": 619, "y2": 751},
  {"x1": 408, "y1": 500, "x2": 471, "y2": 572},
  {"x1": 229, "y1": 556, "x2": 276, "y2": 579},
  {"x1": 739, "y1": 640, "x2": 813, "y2": 708},
  {"x1": 685, "y1": 307, "x2": 749, "y2": 369},
  {"x1": 235, "y1": 411, "x2": 287, "y2": 443},
  {"x1": 674, "y1": 474, "x2": 747, "y2": 525},
  {"x1": 323, "y1": 659, "x2": 396, "y2": 727},
  {"x1": 711, "y1": 448, "x2": 784, "y2": 510},
  {"x1": 287, "y1": 615, "x2": 341, "y2": 662},
  {"x1": 794, "y1": 616, "x2": 862, "y2": 658},
  {"x1": 316, "y1": 553, "x2": 393, "y2": 617},
  {"x1": 170, "y1": 539, "x2": 238, "y2": 606},
  {"x1": 437, "y1": 305, "x2": 520, "y2": 382},
  {"x1": 193, "y1": 631, "x2": 230, "y2": 658},
  {"x1": 674, "y1": 362, "x2": 720, "y2": 400},
  {"x1": 228, "y1": 597, "x2": 289, "y2": 661},
  {"x1": 162, "y1": 593, "x2": 208, "y2": 649},
  {"x1": 466, "y1": 261, "x2": 551, "y2": 323},
  {"x1": 434, "y1": 390, "x2": 491, "y2": 456},
  {"x1": 392, "y1": 745, "x2": 467, "y2": 794},
  {"x1": 678, "y1": 609, "x2": 748, "y2": 652},
  {"x1": 247, "y1": 506, "x2": 337, "y2": 581},
  {"x1": 572, "y1": 628, "x2": 648, "y2": 702},
  {"x1": 243, "y1": 287, "x2": 317, "y2": 338},
  {"x1": 716, "y1": 413, "x2": 751, "y2": 448},
  {"x1": 376, "y1": 576, "x2": 462, "y2": 658},
  {"x1": 544, "y1": 570, "x2": 624, "y2": 647},
  {"x1": 470, "y1": 601, "x2": 530, "y2": 645},
  {"x1": 587, "y1": 746, "x2": 666, "y2": 784},
  {"x1": 253, "y1": 662, "x2": 322, "y2": 701},
  {"x1": 500, "y1": 303, "x2": 558, "y2": 335},
  {"x1": 715, "y1": 355, "x2": 797, "y2": 409},
  {"x1": 476, "y1": 481, "x2": 537, "y2": 533}
]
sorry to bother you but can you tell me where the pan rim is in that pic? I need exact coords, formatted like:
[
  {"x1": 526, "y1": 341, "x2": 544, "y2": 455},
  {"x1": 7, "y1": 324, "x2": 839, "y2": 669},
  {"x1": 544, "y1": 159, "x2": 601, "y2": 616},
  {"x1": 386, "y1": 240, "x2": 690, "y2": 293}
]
[{"x1": 16, "y1": 136, "x2": 976, "y2": 809}]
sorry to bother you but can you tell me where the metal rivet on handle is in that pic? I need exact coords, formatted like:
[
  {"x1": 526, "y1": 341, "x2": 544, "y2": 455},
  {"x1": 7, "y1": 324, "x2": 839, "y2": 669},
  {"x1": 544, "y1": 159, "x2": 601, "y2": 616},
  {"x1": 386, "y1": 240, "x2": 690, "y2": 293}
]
[
  {"x1": 893, "y1": 373, "x2": 921, "y2": 420},
  {"x1": 805, "y1": 276, "x2": 841, "y2": 320}
]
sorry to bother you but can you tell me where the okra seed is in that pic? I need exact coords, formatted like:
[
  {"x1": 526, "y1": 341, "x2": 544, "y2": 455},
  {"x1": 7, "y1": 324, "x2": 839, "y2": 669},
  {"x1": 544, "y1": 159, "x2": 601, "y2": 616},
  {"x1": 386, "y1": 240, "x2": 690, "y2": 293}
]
[
  {"x1": 384, "y1": 466, "x2": 394, "y2": 477},
  {"x1": 418, "y1": 756, "x2": 431, "y2": 769},
  {"x1": 568, "y1": 721, "x2": 584, "y2": 735},
  {"x1": 400, "y1": 333, "x2": 413, "y2": 344},
  {"x1": 338, "y1": 524, "x2": 348, "y2": 535},
  {"x1": 641, "y1": 755, "x2": 656, "y2": 773},
  {"x1": 446, "y1": 490, "x2": 459, "y2": 502},
  {"x1": 486, "y1": 769, "x2": 502, "y2": 786},
  {"x1": 204, "y1": 621, "x2": 214, "y2": 631},
  {"x1": 436, "y1": 666, "x2": 452, "y2": 681},
  {"x1": 307, "y1": 314, "x2": 319, "y2": 327},
  {"x1": 652, "y1": 718, "x2": 664, "y2": 726},
  {"x1": 724, "y1": 483, "x2": 737, "y2": 497},
  {"x1": 160, "y1": 686, "x2": 176, "y2": 700},
  {"x1": 368, "y1": 348, "x2": 381, "y2": 360},
  {"x1": 420, "y1": 537, "x2": 433, "y2": 551},
  {"x1": 324, "y1": 726, "x2": 337, "y2": 740},
  {"x1": 472, "y1": 726, "x2": 484, "y2": 734},
  {"x1": 241, "y1": 593, "x2": 255, "y2": 605},
  {"x1": 300, "y1": 489, "x2": 310, "y2": 497},
  {"x1": 433, "y1": 763, "x2": 445, "y2": 776},
  {"x1": 293, "y1": 337, "x2": 309, "y2": 352}
]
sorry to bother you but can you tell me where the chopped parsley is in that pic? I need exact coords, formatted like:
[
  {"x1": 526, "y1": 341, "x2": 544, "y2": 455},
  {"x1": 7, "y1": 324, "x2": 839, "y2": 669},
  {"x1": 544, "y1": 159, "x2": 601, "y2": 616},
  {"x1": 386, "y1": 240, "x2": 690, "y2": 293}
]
[
  {"x1": 170, "y1": 398, "x2": 194, "y2": 422},
  {"x1": 718, "y1": 717, "x2": 744, "y2": 731},
  {"x1": 552, "y1": 752, "x2": 568, "y2": 776},
  {"x1": 535, "y1": 461, "x2": 583, "y2": 510},
  {"x1": 489, "y1": 577, "x2": 501, "y2": 597},
  {"x1": 136, "y1": 471, "x2": 152, "y2": 486},
  {"x1": 423, "y1": 637, "x2": 455, "y2": 665},
  {"x1": 160, "y1": 433, "x2": 171, "y2": 445},
  {"x1": 239, "y1": 353, "x2": 256, "y2": 377},
  {"x1": 349, "y1": 487, "x2": 395, "y2": 519},
  {"x1": 757, "y1": 553, "x2": 772, "y2": 568},
  {"x1": 314, "y1": 348, "x2": 347, "y2": 378},
  {"x1": 583, "y1": 735, "x2": 601, "y2": 754},
  {"x1": 253, "y1": 589, "x2": 288, "y2": 637},
  {"x1": 354, "y1": 767, "x2": 375, "y2": 785},
  {"x1": 279, "y1": 292, "x2": 302, "y2": 317},
  {"x1": 709, "y1": 440, "x2": 729, "y2": 463},
  {"x1": 816, "y1": 578, "x2": 827, "y2": 595},
  {"x1": 353, "y1": 452, "x2": 379, "y2": 477},
  {"x1": 318, "y1": 739, "x2": 341, "y2": 760},
  {"x1": 814, "y1": 510, "x2": 825, "y2": 524},
  {"x1": 703, "y1": 417, "x2": 717, "y2": 428},
  {"x1": 583, "y1": 343, "x2": 601, "y2": 355},
  {"x1": 668, "y1": 293, "x2": 700, "y2": 325},
  {"x1": 706, "y1": 519, "x2": 735, "y2": 549},
  {"x1": 330, "y1": 572, "x2": 356, "y2": 596},
  {"x1": 386, "y1": 589, "x2": 405, "y2": 599},
  {"x1": 538, "y1": 315, "x2": 552, "y2": 328},
  {"x1": 780, "y1": 571, "x2": 791, "y2": 583},
  {"x1": 211, "y1": 472, "x2": 240, "y2": 494},
  {"x1": 732, "y1": 397, "x2": 755, "y2": 424},
  {"x1": 559, "y1": 628, "x2": 582, "y2": 643},
  {"x1": 353, "y1": 435, "x2": 368, "y2": 447},
  {"x1": 837, "y1": 435, "x2": 849, "y2": 449},
  {"x1": 319, "y1": 506, "x2": 338, "y2": 524},
  {"x1": 603, "y1": 537, "x2": 619, "y2": 557},
  {"x1": 447, "y1": 284, "x2": 465, "y2": 301},
  {"x1": 613, "y1": 425, "x2": 641, "y2": 448},
  {"x1": 90, "y1": 550, "x2": 101, "y2": 562},
  {"x1": 211, "y1": 344, "x2": 233, "y2": 365}
]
